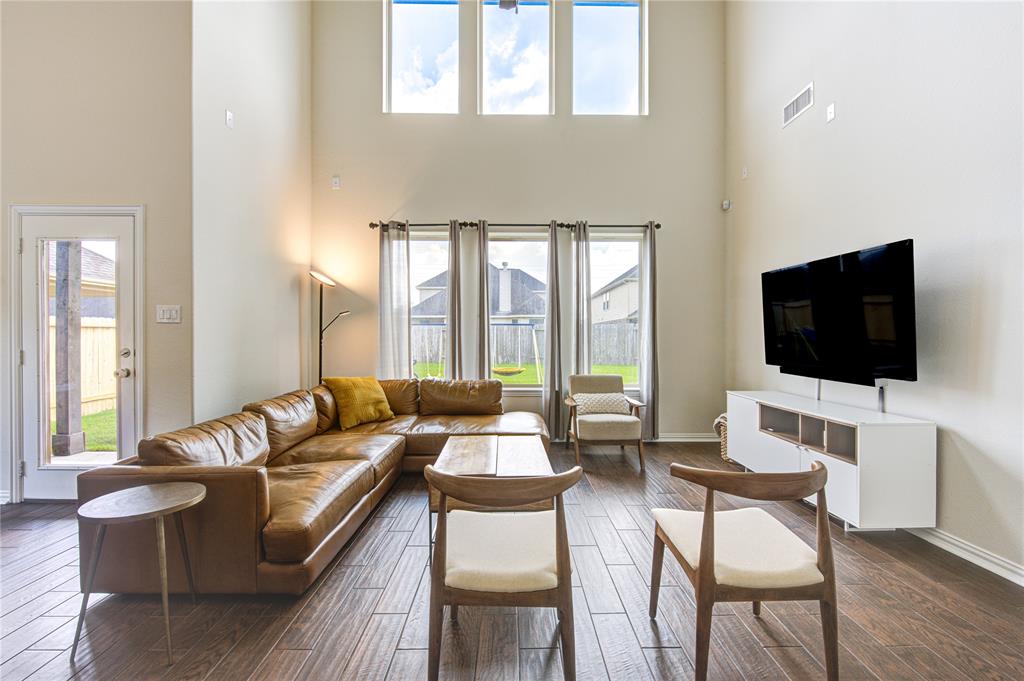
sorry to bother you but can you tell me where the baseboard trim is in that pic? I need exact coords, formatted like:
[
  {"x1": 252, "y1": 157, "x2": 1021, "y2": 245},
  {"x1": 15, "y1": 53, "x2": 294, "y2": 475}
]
[
  {"x1": 909, "y1": 527, "x2": 1024, "y2": 587},
  {"x1": 655, "y1": 432, "x2": 719, "y2": 443},
  {"x1": 0, "y1": 490, "x2": 10, "y2": 504}
]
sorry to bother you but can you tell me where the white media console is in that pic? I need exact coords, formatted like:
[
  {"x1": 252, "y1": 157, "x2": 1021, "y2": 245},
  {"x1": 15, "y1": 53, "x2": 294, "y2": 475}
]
[{"x1": 726, "y1": 391, "x2": 937, "y2": 530}]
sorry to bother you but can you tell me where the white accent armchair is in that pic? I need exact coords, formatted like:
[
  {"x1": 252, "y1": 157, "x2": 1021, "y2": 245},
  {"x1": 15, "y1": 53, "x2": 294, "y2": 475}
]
[{"x1": 565, "y1": 374, "x2": 646, "y2": 471}]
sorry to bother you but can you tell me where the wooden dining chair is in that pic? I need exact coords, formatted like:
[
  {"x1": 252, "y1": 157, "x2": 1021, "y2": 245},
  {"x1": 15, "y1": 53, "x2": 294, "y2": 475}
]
[
  {"x1": 649, "y1": 462, "x2": 838, "y2": 681},
  {"x1": 423, "y1": 465, "x2": 583, "y2": 681}
]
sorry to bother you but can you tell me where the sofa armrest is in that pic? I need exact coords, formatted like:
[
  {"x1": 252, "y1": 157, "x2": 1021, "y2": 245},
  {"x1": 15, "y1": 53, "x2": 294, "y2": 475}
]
[
  {"x1": 564, "y1": 396, "x2": 577, "y2": 407},
  {"x1": 77, "y1": 465, "x2": 270, "y2": 594},
  {"x1": 624, "y1": 396, "x2": 645, "y2": 408}
]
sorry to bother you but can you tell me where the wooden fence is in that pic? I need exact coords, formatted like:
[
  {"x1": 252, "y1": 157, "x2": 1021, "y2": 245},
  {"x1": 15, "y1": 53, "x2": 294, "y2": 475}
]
[
  {"x1": 411, "y1": 319, "x2": 638, "y2": 368},
  {"x1": 48, "y1": 317, "x2": 117, "y2": 418}
]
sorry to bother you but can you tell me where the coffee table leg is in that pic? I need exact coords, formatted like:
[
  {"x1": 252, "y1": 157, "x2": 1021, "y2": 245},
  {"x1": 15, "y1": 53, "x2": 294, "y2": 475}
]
[
  {"x1": 155, "y1": 516, "x2": 173, "y2": 665},
  {"x1": 173, "y1": 512, "x2": 197, "y2": 604},
  {"x1": 70, "y1": 523, "x2": 106, "y2": 662}
]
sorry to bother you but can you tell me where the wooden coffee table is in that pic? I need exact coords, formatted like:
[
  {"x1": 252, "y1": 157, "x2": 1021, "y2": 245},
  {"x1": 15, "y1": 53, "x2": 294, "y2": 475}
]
[
  {"x1": 72, "y1": 482, "x2": 206, "y2": 665},
  {"x1": 426, "y1": 435, "x2": 553, "y2": 557}
]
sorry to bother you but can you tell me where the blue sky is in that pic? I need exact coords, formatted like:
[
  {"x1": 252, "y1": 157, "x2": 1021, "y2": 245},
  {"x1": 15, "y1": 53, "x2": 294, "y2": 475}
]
[{"x1": 391, "y1": 0, "x2": 640, "y2": 115}]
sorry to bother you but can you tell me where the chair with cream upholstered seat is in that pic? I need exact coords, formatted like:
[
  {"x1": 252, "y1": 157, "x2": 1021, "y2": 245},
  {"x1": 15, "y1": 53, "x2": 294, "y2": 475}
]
[
  {"x1": 423, "y1": 465, "x2": 583, "y2": 681},
  {"x1": 649, "y1": 462, "x2": 838, "y2": 681},
  {"x1": 565, "y1": 374, "x2": 645, "y2": 471}
]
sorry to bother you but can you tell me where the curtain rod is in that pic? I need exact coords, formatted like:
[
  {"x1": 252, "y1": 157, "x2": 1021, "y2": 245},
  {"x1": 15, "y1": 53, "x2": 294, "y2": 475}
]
[{"x1": 369, "y1": 221, "x2": 661, "y2": 230}]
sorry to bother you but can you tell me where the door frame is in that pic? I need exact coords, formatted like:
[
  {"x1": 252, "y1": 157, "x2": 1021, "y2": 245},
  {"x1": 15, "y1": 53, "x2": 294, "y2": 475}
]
[{"x1": 5, "y1": 205, "x2": 146, "y2": 502}]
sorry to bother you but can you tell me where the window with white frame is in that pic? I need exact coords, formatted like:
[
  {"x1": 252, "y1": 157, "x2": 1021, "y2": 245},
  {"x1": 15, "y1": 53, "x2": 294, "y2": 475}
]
[
  {"x1": 589, "y1": 235, "x2": 641, "y2": 385},
  {"x1": 487, "y1": 235, "x2": 549, "y2": 385},
  {"x1": 385, "y1": 0, "x2": 460, "y2": 113},
  {"x1": 409, "y1": 233, "x2": 450, "y2": 377},
  {"x1": 480, "y1": 0, "x2": 552, "y2": 115},
  {"x1": 572, "y1": 0, "x2": 646, "y2": 115}
]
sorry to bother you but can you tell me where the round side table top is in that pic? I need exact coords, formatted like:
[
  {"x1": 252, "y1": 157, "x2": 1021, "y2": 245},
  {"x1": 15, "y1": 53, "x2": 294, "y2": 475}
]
[{"x1": 78, "y1": 482, "x2": 206, "y2": 524}]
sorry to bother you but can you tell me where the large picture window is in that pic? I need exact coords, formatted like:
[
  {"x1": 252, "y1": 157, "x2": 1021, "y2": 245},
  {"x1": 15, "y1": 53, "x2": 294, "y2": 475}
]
[
  {"x1": 572, "y1": 0, "x2": 645, "y2": 115},
  {"x1": 589, "y1": 236, "x2": 641, "y2": 385},
  {"x1": 480, "y1": 0, "x2": 552, "y2": 115},
  {"x1": 386, "y1": 0, "x2": 460, "y2": 113},
  {"x1": 409, "y1": 233, "x2": 450, "y2": 377},
  {"x1": 487, "y1": 235, "x2": 548, "y2": 385}
]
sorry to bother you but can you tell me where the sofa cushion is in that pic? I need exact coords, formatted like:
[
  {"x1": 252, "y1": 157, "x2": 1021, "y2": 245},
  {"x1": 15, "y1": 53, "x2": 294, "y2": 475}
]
[
  {"x1": 324, "y1": 377, "x2": 395, "y2": 429},
  {"x1": 576, "y1": 414, "x2": 641, "y2": 441},
  {"x1": 138, "y1": 412, "x2": 270, "y2": 467},
  {"x1": 419, "y1": 379, "x2": 503, "y2": 416},
  {"x1": 263, "y1": 460, "x2": 373, "y2": 563},
  {"x1": 405, "y1": 412, "x2": 549, "y2": 455},
  {"x1": 243, "y1": 390, "x2": 318, "y2": 460},
  {"x1": 344, "y1": 415, "x2": 418, "y2": 437},
  {"x1": 270, "y1": 432, "x2": 405, "y2": 485},
  {"x1": 379, "y1": 379, "x2": 420, "y2": 415},
  {"x1": 310, "y1": 384, "x2": 337, "y2": 434}
]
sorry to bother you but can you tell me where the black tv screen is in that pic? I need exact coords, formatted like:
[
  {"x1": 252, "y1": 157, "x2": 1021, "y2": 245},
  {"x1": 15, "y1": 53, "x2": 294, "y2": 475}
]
[{"x1": 761, "y1": 240, "x2": 917, "y2": 386}]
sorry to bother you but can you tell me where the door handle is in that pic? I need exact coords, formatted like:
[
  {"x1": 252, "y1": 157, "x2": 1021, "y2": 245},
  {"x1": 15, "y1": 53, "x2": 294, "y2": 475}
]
[{"x1": 113, "y1": 368, "x2": 132, "y2": 379}]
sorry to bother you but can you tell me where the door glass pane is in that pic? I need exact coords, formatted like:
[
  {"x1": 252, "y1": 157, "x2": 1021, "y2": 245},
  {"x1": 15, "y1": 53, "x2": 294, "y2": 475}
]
[
  {"x1": 589, "y1": 239, "x2": 641, "y2": 385},
  {"x1": 409, "y1": 235, "x2": 449, "y2": 378},
  {"x1": 43, "y1": 239, "x2": 118, "y2": 466}
]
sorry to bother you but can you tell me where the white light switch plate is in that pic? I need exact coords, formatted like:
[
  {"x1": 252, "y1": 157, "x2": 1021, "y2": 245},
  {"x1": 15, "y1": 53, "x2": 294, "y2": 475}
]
[
  {"x1": 225, "y1": 109, "x2": 235, "y2": 129},
  {"x1": 156, "y1": 305, "x2": 181, "y2": 324},
  {"x1": 826, "y1": 103, "x2": 835, "y2": 122}
]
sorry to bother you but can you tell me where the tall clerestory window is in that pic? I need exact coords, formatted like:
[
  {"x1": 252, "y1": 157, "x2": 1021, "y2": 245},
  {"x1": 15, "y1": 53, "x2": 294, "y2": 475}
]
[
  {"x1": 572, "y1": 0, "x2": 647, "y2": 115},
  {"x1": 480, "y1": 0, "x2": 553, "y2": 115},
  {"x1": 386, "y1": 0, "x2": 460, "y2": 113}
]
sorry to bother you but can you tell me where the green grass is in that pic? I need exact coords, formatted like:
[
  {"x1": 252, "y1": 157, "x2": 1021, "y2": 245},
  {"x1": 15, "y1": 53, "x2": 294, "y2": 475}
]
[
  {"x1": 413, "y1": 362, "x2": 638, "y2": 386},
  {"x1": 51, "y1": 408, "x2": 117, "y2": 451}
]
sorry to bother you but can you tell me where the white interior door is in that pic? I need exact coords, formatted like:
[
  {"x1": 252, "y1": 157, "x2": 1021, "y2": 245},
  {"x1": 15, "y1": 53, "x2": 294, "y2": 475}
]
[{"x1": 18, "y1": 212, "x2": 139, "y2": 500}]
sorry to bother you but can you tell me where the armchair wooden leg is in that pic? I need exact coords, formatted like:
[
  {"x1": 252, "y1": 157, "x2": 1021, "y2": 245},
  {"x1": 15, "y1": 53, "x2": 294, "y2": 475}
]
[
  {"x1": 427, "y1": 589, "x2": 443, "y2": 681},
  {"x1": 573, "y1": 437, "x2": 581, "y2": 465},
  {"x1": 752, "y1": 600, "x2": 761, "y2": 617},
  {"x1": 450, "y1": 604, "x2": 458, "y2": 621},
  {"x1": 637, "y1": 439, "x2": 646, "y2": 472},
  {"x1": 694, "y1": 590, "x2": 714, "y2": 681},
  {"x1": 820, "y1": 596, "x2": 839, "y2": 681},
  {"x1": 649, "y1": 533, "x2": 665, "y2": 618},
  {"x1": 559, "y1": 592, "x2": 576, "y2": 681}
]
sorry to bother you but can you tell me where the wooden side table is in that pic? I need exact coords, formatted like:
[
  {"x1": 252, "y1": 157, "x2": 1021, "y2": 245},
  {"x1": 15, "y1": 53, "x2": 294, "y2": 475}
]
[{"x1": 72, "y1": 482, "x2": 206, "y2": 665}]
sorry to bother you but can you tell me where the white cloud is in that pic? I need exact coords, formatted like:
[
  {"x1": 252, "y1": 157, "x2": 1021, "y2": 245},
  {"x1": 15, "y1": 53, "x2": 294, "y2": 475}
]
[{"x1": 393, "y1": 38, "x2": 459, "y2": 113}]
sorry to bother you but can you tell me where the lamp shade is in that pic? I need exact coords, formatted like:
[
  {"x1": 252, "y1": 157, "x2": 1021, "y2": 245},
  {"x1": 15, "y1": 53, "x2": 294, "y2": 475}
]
[{"x1": 309, "y1": 270, "x2": 337, "y2": 287}]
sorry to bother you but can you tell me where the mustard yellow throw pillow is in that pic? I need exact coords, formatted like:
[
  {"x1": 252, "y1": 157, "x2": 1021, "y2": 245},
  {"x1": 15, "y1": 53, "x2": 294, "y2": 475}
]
[{"x1": 323, "y1": 376, "x2": 395, "y2": 430}]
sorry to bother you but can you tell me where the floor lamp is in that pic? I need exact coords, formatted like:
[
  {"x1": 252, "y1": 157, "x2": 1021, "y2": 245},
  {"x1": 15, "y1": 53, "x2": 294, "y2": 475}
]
[{"x1": 310, "y1": 270, "x2": 349, "y2": 383}]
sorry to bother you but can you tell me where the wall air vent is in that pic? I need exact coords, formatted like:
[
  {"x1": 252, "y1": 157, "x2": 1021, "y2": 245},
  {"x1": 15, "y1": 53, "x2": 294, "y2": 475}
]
[{"x1": 783, "y1": 82, "x2": 814, "y2": 127}]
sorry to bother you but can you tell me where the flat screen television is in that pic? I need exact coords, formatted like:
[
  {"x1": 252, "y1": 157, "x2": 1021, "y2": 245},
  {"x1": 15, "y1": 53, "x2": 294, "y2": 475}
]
[{"x1": 761, "y1": 239, "x2": 917, "y2": 386}]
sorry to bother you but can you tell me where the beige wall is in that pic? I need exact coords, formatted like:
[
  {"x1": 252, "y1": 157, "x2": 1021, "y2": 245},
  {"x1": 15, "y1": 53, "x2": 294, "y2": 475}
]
[
  {"x1": 725, "y1": 2, "x2": 1023, "y2": 571},
  {"x1": 191, "y1": 1, "x2": 313, "y2": 420},
  {"x1": 1, "y1": 0, "x2": 194, "y2": 496},
  {"x1": 311, "y1": 0, "x2": 727, "y2": 436}
]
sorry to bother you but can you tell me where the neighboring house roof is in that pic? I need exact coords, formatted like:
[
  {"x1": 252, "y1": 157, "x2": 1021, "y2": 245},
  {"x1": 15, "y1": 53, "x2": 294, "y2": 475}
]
[
  {"x1": 591, "y1": 265, "x2": 638, "y2": 299},
  {"x1": 48, "y1": 244, "x2": 115, "y2": 285},
  {"x1": 411, "y1": 264, "x2": 546, "y2": 317}
]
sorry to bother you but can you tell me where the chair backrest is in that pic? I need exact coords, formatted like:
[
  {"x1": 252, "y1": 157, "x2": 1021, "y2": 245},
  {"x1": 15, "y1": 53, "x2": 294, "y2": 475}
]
[
  {"x1": 424, "y1": 466, "x2": 583, "y2": 508},
  {"x1": 669, "y1": 462, "x2": 827, "y2": 502},
  {"x1": 569, "y1": 374, "x2": 624, "y2": 396}
]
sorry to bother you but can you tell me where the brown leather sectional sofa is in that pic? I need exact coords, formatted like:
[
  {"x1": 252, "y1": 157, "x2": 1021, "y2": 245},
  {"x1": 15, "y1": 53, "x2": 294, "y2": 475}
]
[{"x1": 76, "y1": 378, "x2": 549, "y2": 595}]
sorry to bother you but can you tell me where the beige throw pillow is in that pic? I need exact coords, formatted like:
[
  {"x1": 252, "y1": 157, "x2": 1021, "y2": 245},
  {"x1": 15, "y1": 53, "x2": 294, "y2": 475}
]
[{"x1": 573, "y1": 392, "x2": 631, "y2": 416}]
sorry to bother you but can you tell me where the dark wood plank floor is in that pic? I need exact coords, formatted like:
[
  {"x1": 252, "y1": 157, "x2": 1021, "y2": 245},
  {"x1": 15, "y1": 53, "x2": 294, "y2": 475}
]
[{"x1": 2, "y1": 443, "x2": 1023, "y2": 681}]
